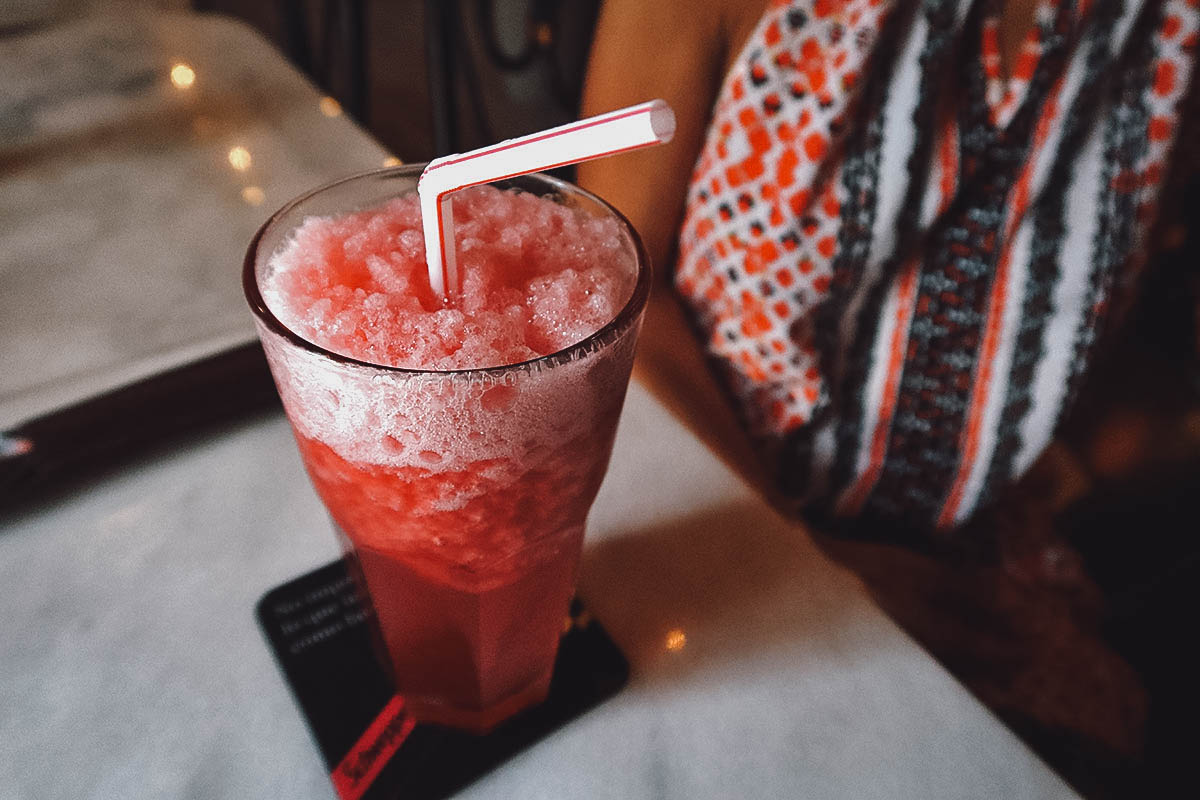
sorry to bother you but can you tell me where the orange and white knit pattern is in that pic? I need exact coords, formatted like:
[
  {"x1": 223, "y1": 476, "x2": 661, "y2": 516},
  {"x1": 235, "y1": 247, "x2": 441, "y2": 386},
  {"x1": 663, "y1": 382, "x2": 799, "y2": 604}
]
[{"x1": 675, "y1": 0, "x2": 1198, "y2": 529}]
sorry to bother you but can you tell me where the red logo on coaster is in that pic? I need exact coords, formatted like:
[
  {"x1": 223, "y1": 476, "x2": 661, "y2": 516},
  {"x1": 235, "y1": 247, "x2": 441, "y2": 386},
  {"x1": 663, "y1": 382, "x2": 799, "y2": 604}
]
[{"x1": 330, "y1": 694, "x2": 416, "y2": 800}]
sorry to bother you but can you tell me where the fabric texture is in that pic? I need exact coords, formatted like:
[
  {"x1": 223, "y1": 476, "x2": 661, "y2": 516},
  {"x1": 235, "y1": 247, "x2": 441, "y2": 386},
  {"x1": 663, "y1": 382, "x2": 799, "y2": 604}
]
[{"x1": 675, "y1": 0, "x2": 1198, "y2": 530}]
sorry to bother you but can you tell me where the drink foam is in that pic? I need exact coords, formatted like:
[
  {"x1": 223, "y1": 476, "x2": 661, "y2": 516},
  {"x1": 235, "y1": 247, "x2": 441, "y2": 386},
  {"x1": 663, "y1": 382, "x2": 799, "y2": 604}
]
[
  {"x1": 262, "y1": 185, "x2": 634, "y2": 371},
  {"x1": 257, "y1": 185, "x2": 639, "y2": 498}
]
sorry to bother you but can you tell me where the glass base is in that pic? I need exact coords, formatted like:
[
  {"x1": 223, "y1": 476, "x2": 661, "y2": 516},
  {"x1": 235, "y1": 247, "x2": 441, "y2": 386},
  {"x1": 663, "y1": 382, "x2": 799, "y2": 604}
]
[{"x1": 403, "y1": 667, "x2": 553, "y2": 733}]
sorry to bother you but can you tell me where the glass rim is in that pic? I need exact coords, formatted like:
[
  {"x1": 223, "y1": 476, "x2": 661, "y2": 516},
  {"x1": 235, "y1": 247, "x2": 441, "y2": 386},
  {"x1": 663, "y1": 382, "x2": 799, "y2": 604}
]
[{"x1": 242, "y1": 164, "x2": 652, "y2": 378}]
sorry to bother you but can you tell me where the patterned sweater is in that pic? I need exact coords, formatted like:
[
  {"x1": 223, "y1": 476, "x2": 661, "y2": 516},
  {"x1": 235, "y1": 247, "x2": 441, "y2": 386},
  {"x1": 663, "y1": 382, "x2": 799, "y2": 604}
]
[{"x1": 675, "y1": 0, "x2": 1197, "y2": 530}]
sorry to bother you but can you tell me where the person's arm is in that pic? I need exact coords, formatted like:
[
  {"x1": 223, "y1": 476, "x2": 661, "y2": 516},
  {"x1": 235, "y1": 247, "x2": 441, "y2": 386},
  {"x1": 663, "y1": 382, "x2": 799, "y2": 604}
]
[{"x1": 579, "y1": 0, "x2": 773, "y2": 492}]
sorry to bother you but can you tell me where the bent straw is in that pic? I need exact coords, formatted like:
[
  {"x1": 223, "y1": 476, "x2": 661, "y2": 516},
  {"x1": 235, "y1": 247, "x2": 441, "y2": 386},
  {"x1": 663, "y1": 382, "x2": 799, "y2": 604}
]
[{"x1": 418, "y1": 99, "x2": 676, "y2": 300}]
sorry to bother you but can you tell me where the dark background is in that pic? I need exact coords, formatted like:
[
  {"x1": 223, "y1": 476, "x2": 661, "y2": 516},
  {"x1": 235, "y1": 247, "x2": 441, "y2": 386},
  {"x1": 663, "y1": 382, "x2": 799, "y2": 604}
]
[{"x1": 194, "y1": 0, "x2": 602, "y2": 160}]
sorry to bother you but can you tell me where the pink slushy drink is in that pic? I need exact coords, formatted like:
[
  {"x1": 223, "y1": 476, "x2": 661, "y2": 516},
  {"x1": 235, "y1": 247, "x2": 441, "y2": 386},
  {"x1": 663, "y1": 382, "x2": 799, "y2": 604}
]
[{"x1": 246, "y1": 170, "x2": 647, "y2": 731}]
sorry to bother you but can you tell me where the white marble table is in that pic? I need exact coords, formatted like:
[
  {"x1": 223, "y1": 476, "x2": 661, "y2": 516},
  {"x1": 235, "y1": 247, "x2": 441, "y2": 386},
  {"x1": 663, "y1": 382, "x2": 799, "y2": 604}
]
[
  {"x1": 0, "y1": 11, "x2": 390, "y2": 429},
  {"x1": 1, "y1": 378, "x2": 1078, "y2": 799}
]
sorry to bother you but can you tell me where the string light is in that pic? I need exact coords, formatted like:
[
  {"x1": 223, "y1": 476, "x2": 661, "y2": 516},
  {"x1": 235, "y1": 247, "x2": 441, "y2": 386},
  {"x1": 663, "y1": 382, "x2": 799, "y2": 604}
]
[
  {"x1": 228, "y1": 146, "x2": 252, "y2": 171},
  {"x1": 319, "y1": 96, "x2": 343, "y2": 117},
  {"x1": 169, "y1": 63, "x2": 195, "y2": 89},
  {"x1": 241, "y1": 186, "x2": 265, "y2": 206}
]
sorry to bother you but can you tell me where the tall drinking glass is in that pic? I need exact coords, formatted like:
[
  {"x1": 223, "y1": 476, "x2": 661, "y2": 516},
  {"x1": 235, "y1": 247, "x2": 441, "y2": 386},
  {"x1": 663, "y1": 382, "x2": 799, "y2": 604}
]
[{"x1": 244, "y1": 166, "x2": 649, "y2": 732}]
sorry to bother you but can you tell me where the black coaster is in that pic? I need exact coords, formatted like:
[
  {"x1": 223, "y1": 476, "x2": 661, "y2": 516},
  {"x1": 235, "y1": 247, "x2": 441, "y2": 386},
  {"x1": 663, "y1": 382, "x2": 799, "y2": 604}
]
[{"x1": 257, "y1": 560, "x2": 629, "y2": 800}]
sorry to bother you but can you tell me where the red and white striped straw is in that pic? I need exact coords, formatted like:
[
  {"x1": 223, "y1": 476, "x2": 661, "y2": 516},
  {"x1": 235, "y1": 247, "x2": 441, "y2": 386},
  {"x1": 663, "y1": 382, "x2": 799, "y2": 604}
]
[{"x1": 417, "y1": 99, "x2": 676, "y2": 300}]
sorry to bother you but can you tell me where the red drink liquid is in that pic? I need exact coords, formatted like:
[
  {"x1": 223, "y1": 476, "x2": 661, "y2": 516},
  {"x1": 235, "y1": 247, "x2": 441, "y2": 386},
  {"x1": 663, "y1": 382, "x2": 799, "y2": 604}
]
[{"x1": 248, "y1": 175, "x2": 646, "y2": 731}]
